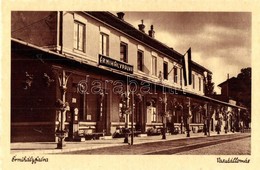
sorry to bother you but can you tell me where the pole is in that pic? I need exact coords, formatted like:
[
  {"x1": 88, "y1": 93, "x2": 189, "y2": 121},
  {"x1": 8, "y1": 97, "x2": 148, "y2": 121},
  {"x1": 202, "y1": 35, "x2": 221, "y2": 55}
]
[
  {"x1": 162, "y1": 93, "x2": 166, "y2": 139},
  {"x1": 207, "y1": 119, "x2": 210, "y2": 136},
  {"x1": 225, "y1": 110, "x2": 228, "y2": 134},
  {"x1": 186, "y1": 98, "x2": 190, "y2": 137},
  {"x1": 124, "y1": 89, "x2": 130, "y2": 143},
  {"x1": 57, "y1": 70, "x2": 66, "y2": 149},
  {"x1": 124, "y1": 113, "x2": 129, "y2": 143},
  {"x1": 172, "y1": 109, "x2": 175, "y2": 135},
  {"x1": 204, "y1": 103, "x2": 207, "y2": 136},
  {"x1": 162, "y1": 116, "x2": 166, "y2": 139},
  {"x1": 181, "y1": 108, "x2": 183, "y2": 134},
  {"x1": 131, "y1": 92, "x2": 134, "y2": 145}
]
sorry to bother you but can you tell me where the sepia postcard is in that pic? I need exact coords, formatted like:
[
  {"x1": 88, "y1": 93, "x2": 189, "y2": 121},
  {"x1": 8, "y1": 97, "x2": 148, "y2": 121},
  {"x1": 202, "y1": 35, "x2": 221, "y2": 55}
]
[{"x1": 1, "y1": 0, "x2": 260, "y2": 170}]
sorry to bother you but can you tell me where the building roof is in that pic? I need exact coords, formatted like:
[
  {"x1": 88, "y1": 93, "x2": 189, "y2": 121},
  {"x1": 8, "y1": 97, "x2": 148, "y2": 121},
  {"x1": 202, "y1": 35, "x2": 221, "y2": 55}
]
[
  {"x1": 218, "y1": 77, "x2": 237, "y2": 87},
  {"x1": 84, "y1": 11, "x2": 212, "y2": 74}
]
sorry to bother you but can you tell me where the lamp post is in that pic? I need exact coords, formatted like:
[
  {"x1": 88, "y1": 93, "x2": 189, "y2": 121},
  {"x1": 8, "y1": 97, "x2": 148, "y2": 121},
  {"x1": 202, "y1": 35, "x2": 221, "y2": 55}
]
[
  {"x1": 203, "y1": 103, "x2": 208, "y2": 136},
  {"x1": 159, "y1": 93, "x2": 167, "y2": 140},
  {"x1": 171, "y1": 99, "x2": 178, "y2": 135},
  {"x1": 124, "y1": 113, "x2": 129, "y2": 143},
  {"x1": 53, "y1": 69, "x2": 71, "y2": 149},
  {"x1": 185, "y1": 97, "x2": 191, "y2": 137},
  {"x1": 207, "y1": 105, "x2": 213, "y2": 137},
  {"x1": 130, "y1": 91, "x2": 134, "y2": 145},
  {"x1": 216, "y1": 106, "x2": 221, "y2": 134},
  {"x1": 174, "y1": 102, "x2": 184, "y2": 134},
  {"x1": 120, "y1": 92, "x2": 130, "y2": 144},
  {"x1": 162, "y1": 93, "x2": 167, "y2": 140},
  {"x1": 224, "y1": 109, "x2": 228, "y2": 134},
  {"x1": 207, "y1": 117, "x2": 210, "y2": 137},
  {"x1": 181, "y1": 105, "x2": 184, "y2": 134},
  {"x1": 231, "y1": 111, "x2": 234, "y2": 133},
  {"x1": 130, "y1": 93, "x2": 142, "y2": 145}
]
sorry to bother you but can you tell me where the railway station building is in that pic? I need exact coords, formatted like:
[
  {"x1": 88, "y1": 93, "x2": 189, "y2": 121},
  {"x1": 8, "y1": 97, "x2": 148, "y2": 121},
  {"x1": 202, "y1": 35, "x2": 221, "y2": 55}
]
[{"x1": 11, "y1": 11, "x2": 248, "y2": 142}]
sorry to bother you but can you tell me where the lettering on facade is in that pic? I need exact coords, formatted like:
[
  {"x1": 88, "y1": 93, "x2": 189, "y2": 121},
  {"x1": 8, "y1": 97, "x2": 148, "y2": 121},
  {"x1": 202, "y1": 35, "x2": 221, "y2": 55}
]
[{"x1": 99, "y1": 54, "x2": 133, "y2": 74}]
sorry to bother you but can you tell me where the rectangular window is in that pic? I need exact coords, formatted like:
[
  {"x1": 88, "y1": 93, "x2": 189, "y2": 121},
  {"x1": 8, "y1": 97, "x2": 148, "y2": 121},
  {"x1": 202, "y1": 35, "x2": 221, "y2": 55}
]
[
  {"x1": 192, "y1": 74, "x2": 195, "y2": 89},
  {"x1": 152, "y1": 56, "x2": 157, "y2": 76},
  {"x1": 137, "y1": 50, "x2": 144, "y2": 71},
  {"x1": 151, "y1": 99, "x2": 157, "y2": 122},
  {"x1": 120, "y1": 43, "x2": 128, "y2": 62},
  {"x1": 173, "y1": 66, "x2": 178, "y2": 83},
  {"x1": 119, "y1": 103, "x2": 125, "y2": 122},
  {"x1": 163, "y1": 62, "x2": 168, "y2": 80},
  {"x1": 199, "y1": 77, "x2": 201, "y2": 91},
  {"x1": 74, "y1": 21, "x2": 85, "y2": 51},
  {"x1": 151, "y1": 107, "x2": 157, "y2": 122},
  {"x1": 100, "y1": 33, "x2": 109, "y2": 56}
]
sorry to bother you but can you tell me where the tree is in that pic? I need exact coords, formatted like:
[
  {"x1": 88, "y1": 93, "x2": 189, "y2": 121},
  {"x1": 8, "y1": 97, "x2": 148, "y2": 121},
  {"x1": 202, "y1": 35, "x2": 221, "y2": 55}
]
[
  {"x1": 237, "y1": 68, "x2": 251, "y2": 106},
  {"x1": 236, "y1": 67, "x2": 251, "y2": 126},
  {"x1": 234, "y1": 67, "x2": 251, "y2": 109},
  {"x1": 227, "y1": 67, "x2": 251, "y2": 127}
]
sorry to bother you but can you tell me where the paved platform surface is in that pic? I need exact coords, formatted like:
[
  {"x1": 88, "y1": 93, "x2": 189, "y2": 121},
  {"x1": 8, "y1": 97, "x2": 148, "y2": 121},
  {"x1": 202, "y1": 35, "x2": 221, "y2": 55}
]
[
  {"x1": 11, "y1": 132, "x2": 242, "y2": 154},
  {"x1": 176, "y1": 137, "x2": 250, "y2": 155}
]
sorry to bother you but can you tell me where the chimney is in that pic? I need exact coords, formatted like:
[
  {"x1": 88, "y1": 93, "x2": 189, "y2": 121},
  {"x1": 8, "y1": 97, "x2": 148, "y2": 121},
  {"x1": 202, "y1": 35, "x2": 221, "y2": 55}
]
[
  {"x1": 117, "y1": 12, "x2": 125, "y2": 20},
  {"x1": 138, "y1": 20, "x2": 145, "y2": 32},
  {"x1": 148, "y1": 25, "x2": 155, "y2": 38}
]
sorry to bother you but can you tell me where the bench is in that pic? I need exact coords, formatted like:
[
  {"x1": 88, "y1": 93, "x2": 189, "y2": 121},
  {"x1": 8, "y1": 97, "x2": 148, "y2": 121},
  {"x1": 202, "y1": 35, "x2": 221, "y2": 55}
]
[
  {"x1": 78, "y1": 129, "x2": 105, "y2": 140},
  {"x1": 147, "y1": 127, "x2": 162, "y2": 136},
  {"x1": 85, "y1": 132, "x2": 104, "y2": 140}
]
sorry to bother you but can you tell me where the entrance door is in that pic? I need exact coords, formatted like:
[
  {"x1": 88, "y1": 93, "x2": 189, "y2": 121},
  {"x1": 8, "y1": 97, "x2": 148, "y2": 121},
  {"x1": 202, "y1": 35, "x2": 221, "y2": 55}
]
[
  {"x1": 66, "y1": 74, "x2": 85, "y2": 139},
  {"x1": 135, "y1": 99, "x2": 144, "y2": 132},
  {"x1": 96, "y1": 90, "x2": 110, "y2": 135}
]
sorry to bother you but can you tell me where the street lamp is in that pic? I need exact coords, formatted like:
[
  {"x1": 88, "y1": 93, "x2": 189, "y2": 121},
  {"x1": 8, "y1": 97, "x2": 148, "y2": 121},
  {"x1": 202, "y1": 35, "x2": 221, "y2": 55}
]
[
  {"x1": 180, "y1": 105, "x2": 184, "y2": 134},
  {"x1": 53, "y1": 69, "x2": 71, "y2": 149},
  {"x1": 185, "y1": 97, "x2": 192, "y2": 137},
  {"x1": 223, "y1": 108, "x2": 228, "y2": 134},
  {"x1": 216, "y1": 106, "x2": 221, "y2": 134},
  {"x1": 130, "y1": 93, "x2": 142, "y2": 145},
  {"x1": 120, "y1": 92, "x2": 130, "y2": 143},
  {"x1": 130, "y1": 91, "x2": 135, "y2": 145},
  {"x1": 207, "y1": 105, "x2": 214, "y2": 137},
  {"x1": 55, "y1": 99, "x2": 70, "y2": 149},
  {"x1": 159, "y1": 93, "x2": 167, "y2": 140},
  {"x1": 203, "y1": 103, "x2": 208, "y2": 136}
]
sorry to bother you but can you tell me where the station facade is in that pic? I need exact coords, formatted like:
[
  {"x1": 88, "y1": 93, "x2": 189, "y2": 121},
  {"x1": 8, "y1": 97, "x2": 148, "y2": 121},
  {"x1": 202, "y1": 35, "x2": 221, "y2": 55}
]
[{"x1": 11, "y1": 11, "x2": 247, "y2": 142}]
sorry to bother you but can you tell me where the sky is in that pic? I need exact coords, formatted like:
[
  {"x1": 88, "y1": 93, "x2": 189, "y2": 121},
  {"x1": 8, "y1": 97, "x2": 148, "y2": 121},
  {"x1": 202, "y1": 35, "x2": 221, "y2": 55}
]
[{"x1": 118, "y1": 12, "x2": 251, "y2": 94}]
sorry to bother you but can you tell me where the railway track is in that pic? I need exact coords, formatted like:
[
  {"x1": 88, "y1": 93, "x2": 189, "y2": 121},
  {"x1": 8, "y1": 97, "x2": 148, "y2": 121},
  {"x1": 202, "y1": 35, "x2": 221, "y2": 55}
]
[
  {"x1": 144, "y1": 134, "x2": 250, "y2": 155},
  {"x1": 62, "y1": 133, "x2": 251, "y2": 155}
]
